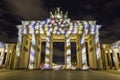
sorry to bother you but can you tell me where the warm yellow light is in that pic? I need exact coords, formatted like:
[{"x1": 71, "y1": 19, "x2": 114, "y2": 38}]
[
  {"x1": 103, "y1": 45, "x2": 106, "y2": 48},
  {"x1": 9, "y1": 50, "x2": 12, "y2": 53},
  {"x1": 109, "y1": 50, "x2": 112, "y2": 53},
  {"x1": 105, "y1": 50, "x2": 108, "y2": 53},
  {"x1": 78, "y1": 30, "x2": 82, "y2": 34},
  {"x1": 5, "y1": 49, "x2": 7, "y2": 52}
]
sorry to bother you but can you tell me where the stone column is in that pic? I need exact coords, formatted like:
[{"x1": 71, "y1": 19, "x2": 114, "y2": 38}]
[
  {"x1": 0, "y1": 47, "x2": 5, "y2": 67},
  {"x1": 76, "y1": 35, "x2": 82, "y2": 69},
  {"x1": 35, "y1": 35, "x2": 41, "y2": 69},
  {"x1": 91, "y1": 35, "x2": 97, "y2": 69},
  {"x1": 100, "y1": 48, "x2": 107, "y2": 69},
  {"x1": 45, "y1": 31, "x2": 53, "y2": 69},
  {"x1": 86, "y1": 36, "x2": 93, "y2": 69},
  {"x1": 50, "y1": 36, "x2": 53, "y2": 68},
  {"x1": 81, "y1": 33, "x2": 88, "y2": 69},
  {"x1": 113, "y1": 49, "x2": 119, "y2": 70},
  {"x1": 64, "y1": 34, "x2": 71, "y2": 69},
  {"x1": 8, "y1": 45, "x2": 16, "y2": 69},
  {"x1": 104, "y1": 52, "x2": 109, "y2": 69},
  {"x1": 4, "y1": 49, "x2": 11, "y2": 68},
  {"x1": 95, "y1": 25, "x2": 103, "y2": 69},
  {"x1": 28, "y1": 34, "x2": 36, "y2": 69},
  {"x1": 14, "y1": 25, "x2": 23, "y2": 69},
  {"x1": 108, "y1": 50, "x2": 113, "y2": 69}
]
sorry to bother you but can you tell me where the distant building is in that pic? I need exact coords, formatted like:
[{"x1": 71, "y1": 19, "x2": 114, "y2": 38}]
[
  {"x1": 13, "y1": 8, "x2": 103, "y2": 70},
  {"x1": 101, "y1": 42, "x2": 120, "y2": 70},
  {"x1": 0, "y1": 41, "x2": 16, "y2": 69},
  {"x1": 0, "y1": 41, "x2": 6, "y2": 68}
]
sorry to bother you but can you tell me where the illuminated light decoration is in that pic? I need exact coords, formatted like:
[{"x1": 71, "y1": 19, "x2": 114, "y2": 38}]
[
  {"x1": 31, "y1": 21, "x2": 36, "y2": 25},
  {"x1": 23, "y1": 25, "x2": 27, "y2": 34},
  {"x1": 57, "y1": 31, "x2": 61, "y2": 35},
  {"x1": 40, "y1": 28, "x2": 44, "y2": 34},
  {"x1": 81, "y1": 33, "x2": 88, "y2": 68},
  {"x1": 46, "y1": 48, "x2": 50, "y2": 55},
  {"x1": 48, "y1": 23, "x2": 52, "y2": 27},
  {"x1": 46, "y1": 43, "x2": 50, "y2": 47},
  {"x1": 90, "y1": 26, "x2": 95, "y2": 34},
  {"x1": 39, "y1": 22, "x2": 45, "y2": 34},
  {"x1": 89, "y1": 21, "x2": 96, "y2": 34},
  {"x1": 95, "y1": 25, "x2": 102, "y2": 60},
  {"x1": 72, "y1": 23, "x2": 78, "y2": 34},
  {"x1": 82, "y1": 45, "x2": 87, "y2": 64},
  {"x1": 35, "y1": 23, "x2": 40, "y2": 34},
  {"x1": 29, "y1": 25, "x2": 34, "y2": 34},
  {"x1": 66, "y1": 42, "x2": 70, "y2": 46},
  {"x1": 49, "y1": 28, "x2": 53, "y2": 32},
  {"x1": 65, "y1": 31, "x2": 71, "y2": 69},
  {"x1": 81, "y1": 33, "x2": 85, "y2": 44},
  {"x1": 82, "y1": 21, "x2": 89, "y2": 34},
  {"x1": 59, "y1": 27, "x2": 65, "y2": 34},
  {"x1": 44, "y1": 25, "x2": 48, "y2": 31},
  {"x1": 65, "y1": 23, "x2": 69, "y2": 26},
  {"x1": 15, "y1": 7, "x2": 102, "y2": 70},
  {"x1": 45, "y1": 28, "x2": 52, "y2": 69},
  {"x1": 46, "y1": 37, "x2": 50, "y2": 42},
  {"x1": 69, "y1": 26, "x2": 73, "y2": 31},
  {"x1": 112, "y1": 49, "x2": 117, "y2": 63},
  {"x1": 28, "y1": 33, "x2": 36, "y2": 69},
  {"x1": 45, "y1": 58, "x2": 49, "y2": 62},
  {"x1": 51, "y1": 20, "x2": 55, "y2": 24}
]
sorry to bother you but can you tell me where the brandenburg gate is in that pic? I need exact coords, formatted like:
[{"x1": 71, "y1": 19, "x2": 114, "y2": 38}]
[{"x1": 14, "y1": 8, "x2": 103, "y2": 70}]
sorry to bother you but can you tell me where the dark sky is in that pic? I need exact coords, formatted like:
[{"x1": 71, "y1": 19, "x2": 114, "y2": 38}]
[{"x1": 0, "y1": 0, "x2": 120, "y2": 44}]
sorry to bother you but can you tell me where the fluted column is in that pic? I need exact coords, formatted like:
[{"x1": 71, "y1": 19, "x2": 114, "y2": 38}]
[
  {"x1": 113, "y1": 49, "x2": 119, "y2": 70},
  {"x1": 95, "y1": 25, "x2": 103, "y2": 69},
  {"x1": 64, "y1": 33, "x2": 71, "y2": 69},
  {"x1": 107, "y1": 50, "x2": 113, "y2": 69},
  {"x1": 14, "y1": 25, "x2": 23, "y2": 69},
  {"x1": 35, "y1": 35, "x2": 42, "y2": 69},
  {"x1": 27, "y1": 22, "x2": 36, "y2": 69},
  {"x1": 81, "y1": 33, "x2": 88, "y2": 69},
  {"x1": 76, "y1": 35, "x2": 82, "y2": 69},
  {"x1": 45, "y1": 31, "x2": 53, "y2": 69},
  {"x1": 28, "y1": 34, "x2": 36, "y2": 69}
]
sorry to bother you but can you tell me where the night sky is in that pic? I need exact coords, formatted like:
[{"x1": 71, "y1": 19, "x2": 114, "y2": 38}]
[{"x1": 0, "y1": 0, "x2": 120, "y2": 44}]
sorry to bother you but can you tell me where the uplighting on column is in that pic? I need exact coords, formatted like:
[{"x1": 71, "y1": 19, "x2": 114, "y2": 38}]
[
  {"x1": 28, "y1": 23, "x2": 36, "y2": 69},
  {"x1": 82, "y1": 21, "x2": 89, "y2": 34},
  {"x1": 45, "y1": 31, "x2": 51, "y2": 69},
  {"x1": 73, "y1": 23, "x2": 78, "y2": 34},
  {"x1": 22, "y1": 21, "x2": 30, "y2": 34},
  {"x1": 16, "y1": 25, "x2": 23, "y2": 57},
  {"x1": 88, "y1": 21, "x2": 96, "y2": 34},
  {"x1": 81, "y1": 33, "x2": 88, "y2": 69},
  {"x1": 35, "y1": 23, "x2": 40, "y2": 34},
  {"x1": 95, "y1": 25, "x2": 102, "y2": 60},
  {"x1": 65, "y1": 30, "x2": 72, "y2": 69},
  {"x1": 39, "y1": 22, "x2": 44, "y2": 34}
]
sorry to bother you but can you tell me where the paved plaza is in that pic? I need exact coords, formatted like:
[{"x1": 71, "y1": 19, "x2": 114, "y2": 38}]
[{"x1": 0, "y1": 70, "x2": 120, "y2": 80}]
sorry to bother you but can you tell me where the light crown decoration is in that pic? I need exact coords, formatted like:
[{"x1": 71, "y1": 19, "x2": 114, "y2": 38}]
[{"x1": 50, "y1": 7, "x2": 68, "y2": 19}]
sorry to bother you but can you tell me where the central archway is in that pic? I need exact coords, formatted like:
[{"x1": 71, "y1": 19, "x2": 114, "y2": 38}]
[{"x1": 53, "y1": 42, "x2": 64, "y2": 67}]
